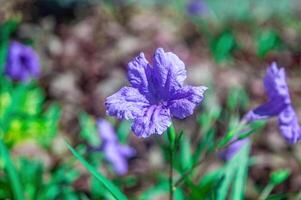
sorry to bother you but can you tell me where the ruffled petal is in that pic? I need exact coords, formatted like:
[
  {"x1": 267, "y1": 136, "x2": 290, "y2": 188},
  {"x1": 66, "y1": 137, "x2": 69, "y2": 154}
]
[
  {"x1": 168, "y1": 86, "x2": 207, "y2": 119},
  {"x1": 105, "y1": 87, "x2": 150, "y2": 120},
  {"x1": 131, "y1": 105, "x2": 172, "y2": 137},
  {"x1": 263, "y1": 62, "x2": 291, "y2": 104},
  {"x1": 152, "y1": 48, "x2": 187, "y2": 96},
  {"x1": 127, "y1": 52, "x2": 152, "y2": 95},
  {"x1": 278, "y1": 105, "x2": 301, "y2": 144}
]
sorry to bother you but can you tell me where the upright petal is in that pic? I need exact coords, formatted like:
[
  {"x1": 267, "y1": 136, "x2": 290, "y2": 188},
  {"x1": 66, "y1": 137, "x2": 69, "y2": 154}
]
[
  {"x1": 105, "y1": 87, "x2": 150, "y2": 120},
  {"x1": 263, "y1": 62, "x2": 291, "y2": 104},
  {"x1": 168, "y1": 86, "x2": 207, "y2": 119},
  {"x1": 131, "y1": 105, "x2": 172, "y2": 137},
  {"x1": 278, "y1": 106, "x2": 301, "y2": 144},
  {"x1": 152, "y1": 48, "x2": 187, "y2": 96},
  {"x1": 127, "y1": 52, "x2": 152, "y2": 95},
  {"x1": 24, "y1": 46, "x2": 40, "y2": 77}
]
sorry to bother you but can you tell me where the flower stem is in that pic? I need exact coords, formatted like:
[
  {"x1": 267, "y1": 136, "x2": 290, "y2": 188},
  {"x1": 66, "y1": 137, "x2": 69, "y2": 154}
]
[
  {"x1": 167, "y1": 126, "x2": 176, "y2": 200},
  {"x1": 258, "y1": 183, "x2": 274, "y2": 200}
]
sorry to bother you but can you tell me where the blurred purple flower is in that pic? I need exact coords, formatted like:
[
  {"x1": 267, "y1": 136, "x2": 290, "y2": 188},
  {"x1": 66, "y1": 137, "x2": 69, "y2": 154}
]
[
  {"x1": 105, "y1": 48, "x2": 207, "y2": 137},
  {"x1": 5, "y1": 41, "x2": 40, "y2": 81},
  {"x1": 97, "y1": 119, "x2": 135, "y2": 175},
  {"x1": 243, "y1": 62, "x2": 301, "y2": 144},
  {"x1": 219, "y1": 137, "x2": 250, "y2": 161},
  {"x1": 187, "y1": 0, "x2": 207, "y2": 16}
]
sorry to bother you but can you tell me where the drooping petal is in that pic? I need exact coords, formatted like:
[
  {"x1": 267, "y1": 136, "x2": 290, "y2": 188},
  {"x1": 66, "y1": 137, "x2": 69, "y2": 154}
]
[
  {"x1": 131, "y1": 105, "x2": 172, "y2": 137},
  {"x1": 97, "y1": 119, "x2": 117, "y2": 142},
  {"x1": 105, "y1": 87, "x2": 150, "y2": 120},
  {"x1": 278, "y1": 106, "x2": 301, "y2": 144},
  {"x1": 168, "y1": 86, "x2": 207, "y2": 119},
  {"x1": 152, "y1": 48, "x2": 187, "y2": 96},
  {"x1": 243, "y1": 98, "x2": 287, "y2": 122},
  {"x1": 127, "y1": 52, "x2": 152, "y2": 95}
]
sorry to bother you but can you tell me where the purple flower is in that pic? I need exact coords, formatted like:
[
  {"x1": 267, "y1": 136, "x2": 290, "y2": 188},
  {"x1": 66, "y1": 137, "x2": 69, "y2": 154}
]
[
  {"x1": 244, "y1": 62, "x2": 301, "y2": 144},
  {"x1": 219, "y1": 138, "x2": 250, "y2": 161},
  {"x1": 5, "y1": 41, "x2": 40, "y2": 82},
  {"x1": 97, "y1": 119, "x2": 135, "y2": 175},
  {"x1": 187, "y1": 0, "x2": 207, "y2": 16},
  {"x1": 105, "y1": 48, "x2": 207, "y2": 137}
]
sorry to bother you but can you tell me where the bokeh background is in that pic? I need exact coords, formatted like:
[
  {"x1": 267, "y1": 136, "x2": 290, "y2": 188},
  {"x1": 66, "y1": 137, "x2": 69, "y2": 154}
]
[{"x1": 1, "y1": 0, "x2": 301, "y2": 199}]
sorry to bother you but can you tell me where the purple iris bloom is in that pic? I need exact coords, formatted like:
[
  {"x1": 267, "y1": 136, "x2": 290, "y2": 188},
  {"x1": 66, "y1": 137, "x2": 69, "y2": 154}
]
[
  {"x1": 5, "y1": 41, "x2": 40, "y2": 81},
  {"x1": 186, "y1": 0, "x2": 207, "y2": 16},
  {"x1": 105, "y1": 48, "x2": 207, "y2": 137},
  {"x1": 219, "y1": 138, "x2": 250, "y2": 161},
  {"x1": 97, "y1": 119, "x2": 135, "y2": 175},
  {"x1": 243, "y1": 62, "x2": 301, "y2": 144}
]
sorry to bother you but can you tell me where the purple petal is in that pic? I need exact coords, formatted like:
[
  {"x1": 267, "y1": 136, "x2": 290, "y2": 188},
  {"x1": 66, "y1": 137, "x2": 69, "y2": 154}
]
[
  {"x1": 168, "y1": 86, "x2": 207, "y2": 119},
  {"x1": 97, "y1": 119, "x2": 117, "y2": 142},
  {"x1": 127, "y1": 52, "x2": 152, "y2": 95},
  {"x1": 278, "y1": 106, "x2": 301, "y2": 144},
  {"x1": 152, "y1": 48, "x2": 187, "y2": 95},
  {"x1": 105, "y1": 87, "x2": 150, "y2": 120},
  {"x1": 131, "y1": 105, "x2": 172, "y2": 137},
  {"x1": 243, "y1": 62, "x2": 291, "y2": 123},
  {"x1": 187, "y1": 0, "x2": 207, "y2": 16},
  {"x1": 243, "y1": 98, "x2": 287, "y2": 122},
  {"x1": 263, "y1": 62, "x2": 290, "y2": 104},
  {"x1": 119, "y1": 145, "x2": 136, "y2": 157},
  {"x1": 24, "y1": 47, "x2": 40, "y2": 77},
  {"x1": 104, "y1": 142, "x2": 129, "y2": 175},
  {"x1": 5, "y1": 41, "x2": 40, "y2": 81},
  {"x1": 219, "y1": 138, "x2": 250, "y2": 161}
]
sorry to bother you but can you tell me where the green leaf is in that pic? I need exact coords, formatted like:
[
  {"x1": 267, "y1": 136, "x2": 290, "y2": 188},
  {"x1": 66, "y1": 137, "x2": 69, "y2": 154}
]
[
  {"x1": 211, "y1": 31, "x2": 237, "y2": 62},
  {"x1": 227, "y1": 87, "x2": 249, "y2": 111},
  {"x1": 217, "y1": 142, "x2": 250, "y2": 200},
  {"x1": 116, "y1": 120, "x2": 131, "y2": 143},
  {"x1": 0, "y1": 140, "x2": 24, "y2": 200},
  {"x1": 79, "y1": 112, "x2": 99, "y2": 146},
  {"x1": 0, "y1": 20, "x2": 18, "y2": 73},
  {"x1": 138, "y1": 180, "x2": 184, "y2": 200},
  {"x1": 270, "y1": 169, "x2": 290, "y2": 185},
  {"x1": 256, "y1": 30, "x2": 281, "y2": 57},
  {"x1": 65, "y1": 142, "x2": 128, "y2": 200},
  {"x1": 179, "y1": 134, "x2": 192, "y2": 171},
  {"x1": 231, "y1": 143, "x2": 250, "y2": 200}
]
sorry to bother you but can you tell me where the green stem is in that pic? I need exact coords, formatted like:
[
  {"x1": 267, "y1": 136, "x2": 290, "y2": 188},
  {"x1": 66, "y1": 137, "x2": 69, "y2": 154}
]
[
  {"x1": 167, "y1": 126, "x2": 176, "y2": 200},
  {"x1": 259, "y1": 183, "x2": 275, "y2": 200},
  {"x1": 169, "y1": 142, "x2": 174, "y2": 200}
]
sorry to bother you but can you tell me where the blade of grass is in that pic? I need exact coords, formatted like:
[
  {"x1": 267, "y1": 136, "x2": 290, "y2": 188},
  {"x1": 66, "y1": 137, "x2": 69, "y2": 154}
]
[
  {"x1": 0, "y1": 140, "x2": 24, "y2": 200},
  {"x1": 65, "y1": 142, "x2": 128, "y2": 200}
]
